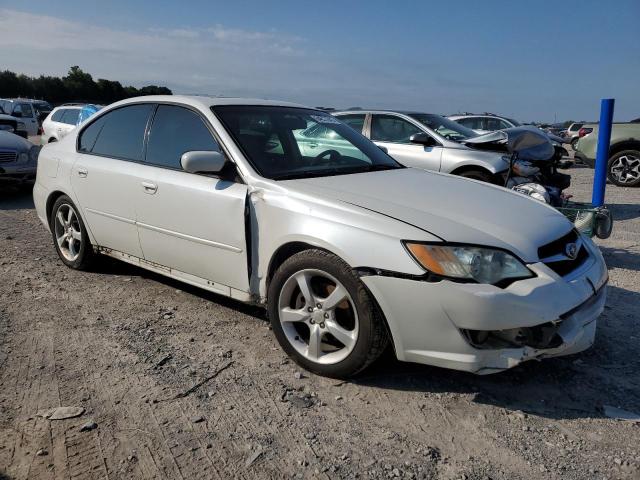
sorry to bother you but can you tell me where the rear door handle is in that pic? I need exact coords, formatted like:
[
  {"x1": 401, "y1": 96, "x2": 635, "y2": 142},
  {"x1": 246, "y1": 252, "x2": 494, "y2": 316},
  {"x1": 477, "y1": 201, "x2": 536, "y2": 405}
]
[
  {"x1": 141, "y1": 181, "x2": 158, "y2": 194},
  {"x1": 77, "y1": 168, "x2": 88, "y2": 178}
]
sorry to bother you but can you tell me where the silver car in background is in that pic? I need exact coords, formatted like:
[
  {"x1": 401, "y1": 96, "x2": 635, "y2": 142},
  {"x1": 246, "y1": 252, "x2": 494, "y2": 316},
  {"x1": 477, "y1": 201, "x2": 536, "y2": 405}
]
[{"x1": 333, "y1": 110, "x2": 508, "y2": 182}]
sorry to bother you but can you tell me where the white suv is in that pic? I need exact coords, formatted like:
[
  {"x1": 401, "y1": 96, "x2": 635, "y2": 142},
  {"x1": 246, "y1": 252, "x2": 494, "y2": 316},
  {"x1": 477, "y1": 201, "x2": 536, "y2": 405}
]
[
  {"x1": 448, "y1": 114, "x2": 520, "y2": 135},
  {"x1": 42, "y1": 105, "x2": 82, "y2": 143}
]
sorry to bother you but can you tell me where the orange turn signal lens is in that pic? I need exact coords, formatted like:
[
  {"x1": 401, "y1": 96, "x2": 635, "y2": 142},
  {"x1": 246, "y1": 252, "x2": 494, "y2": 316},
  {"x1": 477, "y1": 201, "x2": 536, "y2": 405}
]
[{"x1": 405, "y1": 243, "x2": 453, "y2": 275}]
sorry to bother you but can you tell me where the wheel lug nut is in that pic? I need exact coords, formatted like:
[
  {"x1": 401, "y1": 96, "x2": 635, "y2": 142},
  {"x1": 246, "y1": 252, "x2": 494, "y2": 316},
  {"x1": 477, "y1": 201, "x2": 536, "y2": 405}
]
[
  {"x1": 316, "y1": 303, "x2": 322, "y2": 309},
  {"x1": 323, "y1": 313, "x2": 329, "y2": 319},
  {"x1": 310, "y1": 319, "x2": 315, "y2": 324},
  {"x1": 307, "y1": 307, "x2": 313, "y2": 312},
  {"x1": 319, "y1": 323, "x2": 325, "y2": 328}
]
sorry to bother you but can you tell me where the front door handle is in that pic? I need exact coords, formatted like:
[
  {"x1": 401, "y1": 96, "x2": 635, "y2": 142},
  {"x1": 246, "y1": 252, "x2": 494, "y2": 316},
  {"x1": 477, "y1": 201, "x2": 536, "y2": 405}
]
[
  {"x1": 141, "y1": 181, "x2": 158, "y2": 194},
  {"x1": 77, "y1": 168, "x2": 88, "y2": 178}
]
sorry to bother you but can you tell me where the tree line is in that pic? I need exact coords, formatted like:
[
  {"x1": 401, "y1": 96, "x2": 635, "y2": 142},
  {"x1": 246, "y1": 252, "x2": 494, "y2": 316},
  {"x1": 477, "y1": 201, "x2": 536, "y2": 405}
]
[{"x1": 0, "y1": 66, "x2": 172, "y2": 106}]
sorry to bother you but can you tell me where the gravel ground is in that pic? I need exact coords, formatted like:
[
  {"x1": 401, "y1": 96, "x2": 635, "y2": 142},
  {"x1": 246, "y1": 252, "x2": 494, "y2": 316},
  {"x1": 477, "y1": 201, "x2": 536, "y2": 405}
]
[{"x1": 1, "y1": 166, "x2": 639, "y2": 480}]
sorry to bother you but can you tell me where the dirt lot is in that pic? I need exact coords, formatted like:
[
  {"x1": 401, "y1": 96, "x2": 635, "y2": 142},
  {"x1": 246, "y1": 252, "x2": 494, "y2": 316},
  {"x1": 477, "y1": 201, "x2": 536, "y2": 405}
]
[{"x1": 1, "y1": 166, "x2": 639, "y2": 480}]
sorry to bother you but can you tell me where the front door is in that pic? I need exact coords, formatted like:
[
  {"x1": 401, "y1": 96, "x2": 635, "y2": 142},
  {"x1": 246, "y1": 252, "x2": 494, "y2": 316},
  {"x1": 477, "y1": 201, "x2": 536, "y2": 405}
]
[
  {"x1": 369, "y1": 113, "x2": 443, "y2": 172},
  {"x1": 135, "y1": 104, "x2": 250, "y2": 292}
]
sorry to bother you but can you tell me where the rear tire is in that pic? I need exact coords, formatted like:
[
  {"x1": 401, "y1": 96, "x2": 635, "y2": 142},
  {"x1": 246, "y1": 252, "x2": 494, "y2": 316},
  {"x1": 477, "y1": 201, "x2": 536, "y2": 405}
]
[
  {"x1": 570, "y1": 137, "x2": 579, "y2": 150},
  {"x1": 457, "y1": 169, "x2": 493, "y2": 183},
  {"x1": 50, "y1": 195, "x2": 96, "y2": 270},
  {"x1": 268, "y1": 249, "x2": 388, "y2": 378},
  {"x1": 607, "y1": 150, "x2": 640, "y2": 187},
  {"x1": 48, "y1": 137, "x2": 57, "y2": 143}
]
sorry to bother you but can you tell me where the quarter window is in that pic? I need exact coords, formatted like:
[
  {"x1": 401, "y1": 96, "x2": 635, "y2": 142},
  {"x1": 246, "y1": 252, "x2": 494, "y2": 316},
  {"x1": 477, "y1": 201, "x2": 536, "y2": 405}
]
[
  {"x1": 370, "y1": 115, "x2": 421, "y2": 143},
  {"x1": 80, "y1": 104, "x2": 153, "y2": 161},
  {"x1": 146, "y1": 105, "x2": 219, "y2": 170},
  {"x1": 61, "y1": 109, "x2": 80, "y2": 125},
  {"x1": 337, "y1": 114, "x2": 366, "y2": 134},
  {"x1": 51, "y1": 110, "x2": 65, "y2": 122}
]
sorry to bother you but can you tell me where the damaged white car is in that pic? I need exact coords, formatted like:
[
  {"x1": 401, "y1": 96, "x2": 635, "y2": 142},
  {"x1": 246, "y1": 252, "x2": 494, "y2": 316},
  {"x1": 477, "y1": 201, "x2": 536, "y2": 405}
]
[{"x1": 33, "y1": 96, "x2": 608, "y2": 378}]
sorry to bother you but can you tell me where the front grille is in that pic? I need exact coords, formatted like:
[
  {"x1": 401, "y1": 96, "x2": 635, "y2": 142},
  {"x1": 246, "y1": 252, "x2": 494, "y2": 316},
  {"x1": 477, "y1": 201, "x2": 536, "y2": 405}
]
[
  {"x1": 544, "y1": 246, "x2": 589, "y2": 276},
  {"x1": 0, "y1": 151, "x2": 18, "y2": 163},
  {"x1": 538, "y1": 229, "x2": 578, "y2": 259},
  {"x1": 538, "y1": 229, "x2": 589, "y2": 277}
]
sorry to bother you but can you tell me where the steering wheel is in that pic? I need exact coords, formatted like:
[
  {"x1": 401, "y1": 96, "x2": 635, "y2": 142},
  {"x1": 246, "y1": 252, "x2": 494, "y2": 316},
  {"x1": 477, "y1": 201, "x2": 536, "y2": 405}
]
[{"x1": 313, "y1": 149, "x2": 343, "y2": 165}]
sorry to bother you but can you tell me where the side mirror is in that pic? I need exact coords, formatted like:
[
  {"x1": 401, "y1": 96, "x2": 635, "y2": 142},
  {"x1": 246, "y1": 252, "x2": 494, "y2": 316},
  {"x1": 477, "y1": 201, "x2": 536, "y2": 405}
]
[
  {"x1": 181, "y1": 150, "x2": 227, "y2": 174},
  {"x1": 409, "y1": 132, "x2": 436, "y2": 146},
  {"x1": 378, "y1": 145, "x2": 388, "y2": 154}
]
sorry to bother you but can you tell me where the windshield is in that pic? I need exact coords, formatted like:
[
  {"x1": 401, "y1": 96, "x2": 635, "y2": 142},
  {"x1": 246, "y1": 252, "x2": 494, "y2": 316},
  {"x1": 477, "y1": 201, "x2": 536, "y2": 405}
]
[
  {"x1": 408, "y1": 113, "x2": 478, "y2": 142},
  {"x1": 213, "y1": 106, "x2": 403, "y2": 180},
  {"x1": 505, "y1": 117, "x2": 521, "y2": 127}
]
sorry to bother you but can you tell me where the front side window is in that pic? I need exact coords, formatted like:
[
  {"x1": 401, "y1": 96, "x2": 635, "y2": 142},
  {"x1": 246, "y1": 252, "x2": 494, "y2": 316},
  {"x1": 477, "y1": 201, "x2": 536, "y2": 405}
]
[
  {"x1": 18, "y1": 103, "x2": 34, "y2": 118},
  {"x1": 146, "y1": 105, "x2": 219, "y2": 169},
  {"x1": 61, "y1": 109, "x2": 80, "y2": 125},
  {"x1": 213, "y1": 106, "x2": 401, "y2": 180},
  {"x1": 410, "y1": 113, "x2": 477, "y2": 142},
  {"x1": 337, "y1": 114, "x2": 366, "y2": 134},
  {"x1": 79, "y1": 104, "x2": 153, "y2": 161},
  {"x1": 370, "y1": 114, "x2": 421, "y2": 143}
]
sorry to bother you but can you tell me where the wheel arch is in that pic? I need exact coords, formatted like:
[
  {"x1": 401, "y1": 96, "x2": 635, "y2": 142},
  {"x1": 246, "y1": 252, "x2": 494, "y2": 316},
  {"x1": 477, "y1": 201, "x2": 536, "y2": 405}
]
[
  {"x1": 264, "y1": 240, "x2": 397, "y2": 357},
  {"x1": 450, "y1": 164, "x2": 500, "y2": 183},
  {"x1": 609, "y1": 139, "x2": 640, "y2": 158},
  {"x1": 45, "y1": 190, "x2": 68, "y2": 228}
]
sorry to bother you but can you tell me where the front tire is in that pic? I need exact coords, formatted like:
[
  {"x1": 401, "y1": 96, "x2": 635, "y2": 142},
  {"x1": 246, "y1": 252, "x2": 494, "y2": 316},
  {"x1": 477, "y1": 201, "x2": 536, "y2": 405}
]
[
  {"x1": 268, "y1": 249, "x2": 388, "y2": 378},
  {"x1": 607, "y1": 150, "x2": 640, "y2": 187},
  {"x1": 50, "y1": 195, "x2": 96, "y2": 270}
]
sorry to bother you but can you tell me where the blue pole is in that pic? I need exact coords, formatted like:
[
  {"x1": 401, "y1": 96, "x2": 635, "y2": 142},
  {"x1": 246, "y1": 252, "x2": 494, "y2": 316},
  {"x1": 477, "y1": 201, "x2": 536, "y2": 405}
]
[{"x1": 592, "y1": 98, "x2": 615, "y2": 207}]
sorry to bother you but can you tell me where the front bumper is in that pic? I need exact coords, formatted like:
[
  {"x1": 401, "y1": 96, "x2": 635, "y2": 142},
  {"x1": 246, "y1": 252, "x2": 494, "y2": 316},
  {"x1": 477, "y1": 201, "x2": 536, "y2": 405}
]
[
  {"x1": 362, "y1": 239, "x2": 608, "y2": 374},
  {"x1": 0, "y1": 164, "x2": 37, "y2": 184}
]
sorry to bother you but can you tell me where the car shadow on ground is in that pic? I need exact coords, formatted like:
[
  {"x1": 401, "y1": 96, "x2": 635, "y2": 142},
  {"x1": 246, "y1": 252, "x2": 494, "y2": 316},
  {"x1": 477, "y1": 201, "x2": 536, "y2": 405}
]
[
  {"x1": 92, "y1": 256, "x2": 267, "y2": 321},
  {"x1": 601, "y1": 246, "x2": 640, "y2": 272},
  {"x1": 352, "y1": 284, "x2": 640, "y2": 422},
  {"x1": 0, "y1": 186, "x2": 34, "y2": 210},
  {"x1": 608, "y1": 202, "x2": 640, "y2": 221}
]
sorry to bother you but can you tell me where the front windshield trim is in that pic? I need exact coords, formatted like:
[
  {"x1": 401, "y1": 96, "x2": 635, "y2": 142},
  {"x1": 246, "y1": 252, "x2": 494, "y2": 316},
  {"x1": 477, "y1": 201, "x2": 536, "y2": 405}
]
[{"x1": 212, "y1": 105, "x2": 403, "y2": 181}]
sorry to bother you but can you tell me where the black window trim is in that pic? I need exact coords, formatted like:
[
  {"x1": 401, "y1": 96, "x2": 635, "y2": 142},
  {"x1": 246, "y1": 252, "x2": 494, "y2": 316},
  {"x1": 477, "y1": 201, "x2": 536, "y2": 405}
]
[{"x1": 75, "y1": 100, "x2": 244, "y2": 183}]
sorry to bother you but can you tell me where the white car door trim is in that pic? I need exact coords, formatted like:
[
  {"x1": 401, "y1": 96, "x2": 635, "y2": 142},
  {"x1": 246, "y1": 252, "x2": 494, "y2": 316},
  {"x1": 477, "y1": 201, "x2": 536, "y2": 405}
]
[
  {"x1": 85, "y1": 207, "x2": 136, "y2": 225},
  {"x1": 136, "y1": 221, "x2": 243, "y2": 253}
]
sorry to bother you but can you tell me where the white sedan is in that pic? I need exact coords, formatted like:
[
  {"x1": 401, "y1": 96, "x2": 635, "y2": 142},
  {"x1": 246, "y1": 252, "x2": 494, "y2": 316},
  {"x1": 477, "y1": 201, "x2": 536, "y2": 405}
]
[{"x1": 33, "y1": 96, "x2": 608, "y2": 377}]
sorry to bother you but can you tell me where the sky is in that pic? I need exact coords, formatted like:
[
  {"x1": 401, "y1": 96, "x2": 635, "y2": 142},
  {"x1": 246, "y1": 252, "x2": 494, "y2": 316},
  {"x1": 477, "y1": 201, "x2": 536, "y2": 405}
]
[{"x1": 0, "y1": 0, "x2": 638, "y2": 122}]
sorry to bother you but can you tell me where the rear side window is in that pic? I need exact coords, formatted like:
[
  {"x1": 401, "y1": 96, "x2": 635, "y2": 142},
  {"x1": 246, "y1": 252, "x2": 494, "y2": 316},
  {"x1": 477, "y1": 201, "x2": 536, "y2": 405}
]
[
  {"x1": 17, "y1": 103, "x2": 34, "y2": 118},
  {"x1": 338, "y1": 114, "x2": 366, "y2": 134},
  {"x1": 458, "y1": 117, "x2": 484, "y2": 130},
  {"x1": 80, "y1": 104, "x2": 153, "y2": 161},
  {"x1": 61, "y1": 109, "x2": 80, "y2": 125},
  {"x1": 146, "y1": 105, "x2": 219, "y2": 169},
  {"x1": 51, "y1": 109, "x2": 65, "y2": 122}
]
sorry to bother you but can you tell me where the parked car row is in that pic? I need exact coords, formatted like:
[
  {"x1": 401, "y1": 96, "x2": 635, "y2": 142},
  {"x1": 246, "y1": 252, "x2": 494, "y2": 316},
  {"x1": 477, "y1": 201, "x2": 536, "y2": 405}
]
[
  {"x1": 0, "y1": 98, "x2": 53, "y2": 137},
  {"x1": 31, "y1": 95, "x2": 608, "y2": 378}
]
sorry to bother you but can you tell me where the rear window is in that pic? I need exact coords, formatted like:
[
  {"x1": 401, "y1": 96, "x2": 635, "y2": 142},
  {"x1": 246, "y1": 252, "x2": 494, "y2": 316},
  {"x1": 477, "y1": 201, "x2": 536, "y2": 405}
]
[
  {"x1": 51, "y1": 110, "x2": 65, "y2": 122},
  {"x1": 79, "y1": 104, "x2": 153, "y2": 161}
]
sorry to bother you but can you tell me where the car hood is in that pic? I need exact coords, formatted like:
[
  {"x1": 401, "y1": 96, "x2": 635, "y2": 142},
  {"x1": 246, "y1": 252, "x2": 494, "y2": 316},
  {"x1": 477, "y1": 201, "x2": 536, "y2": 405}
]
[
  {"x1": 285, "y1": 168, "x2": 572, "y2": 262},
  {"x1": 0, "y1": 131, "x2": 31, "y2": 151}
]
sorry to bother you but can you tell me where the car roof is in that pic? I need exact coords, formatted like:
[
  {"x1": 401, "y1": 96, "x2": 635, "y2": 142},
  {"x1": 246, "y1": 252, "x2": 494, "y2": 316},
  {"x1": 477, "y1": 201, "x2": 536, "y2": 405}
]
[
  {"x1": 109, "y1": 95, "x2": 307, "y2": 110},
  {"x1": 333, "y1": 109, "x2": 438, "y2": 116}
]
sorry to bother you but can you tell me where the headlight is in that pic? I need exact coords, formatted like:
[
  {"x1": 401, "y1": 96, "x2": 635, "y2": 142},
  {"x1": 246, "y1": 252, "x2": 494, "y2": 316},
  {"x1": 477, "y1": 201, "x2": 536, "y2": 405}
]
[{"x1": 404, "y1": 242, "x2": 533, "y2": 285}]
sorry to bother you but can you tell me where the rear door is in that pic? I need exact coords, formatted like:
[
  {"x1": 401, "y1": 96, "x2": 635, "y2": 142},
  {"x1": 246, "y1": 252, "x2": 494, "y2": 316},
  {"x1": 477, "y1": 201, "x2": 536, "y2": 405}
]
[
  {"x1": 135, "y1": 104, "x2": 249, "y2": 293},
  {"x1": 369, "y1": 114, "x2": 443, "y2": 171},
  {"x1": 71, "y1": 103, "x2": 155, "y2": 257}
]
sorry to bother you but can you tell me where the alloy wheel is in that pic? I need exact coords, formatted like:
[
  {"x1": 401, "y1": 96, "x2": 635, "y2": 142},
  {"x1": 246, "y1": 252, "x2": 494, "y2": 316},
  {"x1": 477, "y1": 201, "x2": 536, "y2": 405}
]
[
  {"x1": 54, "y1": 203, "x2": 83, "y2": 261},
  {"x1": 278, "y1": 269, "x2": 359, "y2": 365},
  {"x1": 610, "y1": 154, "x2": 640, "y2": 184}
]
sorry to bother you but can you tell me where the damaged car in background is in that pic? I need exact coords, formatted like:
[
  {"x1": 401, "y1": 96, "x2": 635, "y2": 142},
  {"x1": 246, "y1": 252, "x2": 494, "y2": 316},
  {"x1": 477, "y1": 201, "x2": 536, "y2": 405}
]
[{"x1": 33, "y1": 96, "x2": 607, "y2": 377}]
